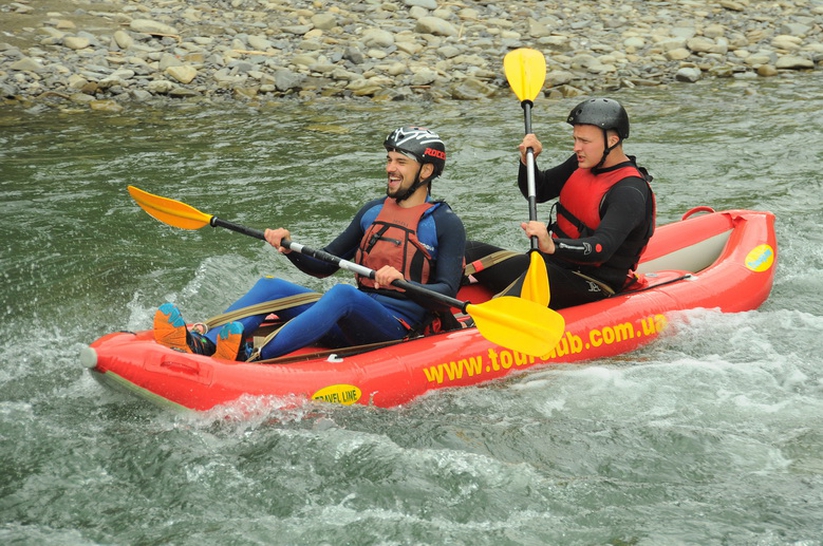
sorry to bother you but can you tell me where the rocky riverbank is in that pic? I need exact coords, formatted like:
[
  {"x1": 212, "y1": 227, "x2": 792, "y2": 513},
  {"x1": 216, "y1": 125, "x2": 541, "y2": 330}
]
[{"x1": 1, "y1": 0, "x2": 822, "y2": 111}]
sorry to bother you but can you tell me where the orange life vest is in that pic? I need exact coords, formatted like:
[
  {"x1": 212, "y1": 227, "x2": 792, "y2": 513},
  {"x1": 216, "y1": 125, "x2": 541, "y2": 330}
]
[{"x1": 355, "y1": 198, "x2": 435, "y2": 292}]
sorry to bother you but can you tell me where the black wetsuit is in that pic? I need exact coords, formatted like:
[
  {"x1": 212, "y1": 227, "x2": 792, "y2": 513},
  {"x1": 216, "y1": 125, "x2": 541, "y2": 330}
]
[{"x1": 467, "y1": 154, "x2": 655, "y2": 309}]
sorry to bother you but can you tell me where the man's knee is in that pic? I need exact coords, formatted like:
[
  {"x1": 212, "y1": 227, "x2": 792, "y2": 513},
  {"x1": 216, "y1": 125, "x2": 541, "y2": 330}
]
[{"x1": 325, "y1": 283, "x2": 359, "y2": 299}]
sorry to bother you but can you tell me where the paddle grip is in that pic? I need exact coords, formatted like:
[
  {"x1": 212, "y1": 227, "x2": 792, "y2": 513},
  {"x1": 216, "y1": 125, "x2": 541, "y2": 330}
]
[{"x1": 211, "y1": 217, "x2": 266, "y2": 241}]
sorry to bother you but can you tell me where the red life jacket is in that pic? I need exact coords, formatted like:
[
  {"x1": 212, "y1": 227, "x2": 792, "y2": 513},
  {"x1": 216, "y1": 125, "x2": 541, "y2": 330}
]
[
  {"x1": 554, "y1": 163, "x2": 656, "y2": 288},
  {"x1": 555, "y1": 164, "x2": 646, "y2": 239},
  {"x1": 355, "y1": 198, "x2": 435, "y2": 292}
]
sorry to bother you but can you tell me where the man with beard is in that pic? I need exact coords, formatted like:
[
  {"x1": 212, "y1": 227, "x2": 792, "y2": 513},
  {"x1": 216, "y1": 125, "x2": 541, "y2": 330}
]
[{"x1": 153, "y1": 126, "x2": 465, "y2": 361}]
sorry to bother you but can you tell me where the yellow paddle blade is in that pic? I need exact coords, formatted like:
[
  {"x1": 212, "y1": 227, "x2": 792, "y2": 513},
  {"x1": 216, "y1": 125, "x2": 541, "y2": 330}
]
[
  {"x1": 128, "y1": 186, "x2": 213, "y2": 230},
  {"x1": 467, "y1": 296, "x2": 564, "y2": 358},
  {"x1": 503, "y1": 48, "x2": 547, "y2": 103},
  {"x1": 520, "y1": 251, "x2": 550, "y2": 306}
]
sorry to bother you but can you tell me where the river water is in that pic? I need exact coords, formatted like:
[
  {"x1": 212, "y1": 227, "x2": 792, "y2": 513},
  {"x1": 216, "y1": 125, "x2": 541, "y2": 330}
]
[{"x1": 2, "y1": 73, "x2": 823, "y2": 545}]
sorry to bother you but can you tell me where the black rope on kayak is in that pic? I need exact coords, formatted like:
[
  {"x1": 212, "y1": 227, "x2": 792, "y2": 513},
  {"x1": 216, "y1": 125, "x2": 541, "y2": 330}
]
[{"x1": 630, "y1": 273, "x2": 696, "y2": 294}]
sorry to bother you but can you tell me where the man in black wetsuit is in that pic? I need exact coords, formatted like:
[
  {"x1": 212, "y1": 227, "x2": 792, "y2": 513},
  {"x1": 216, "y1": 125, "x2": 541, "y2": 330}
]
[{"x1": 466, "y1": 98, "x2": 656, "y2": 310}]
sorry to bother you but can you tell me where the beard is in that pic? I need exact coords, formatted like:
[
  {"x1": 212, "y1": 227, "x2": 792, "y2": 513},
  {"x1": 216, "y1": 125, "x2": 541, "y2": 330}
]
[{"x1": 386, "y1": 185, "x2": 404, "y2": 198}]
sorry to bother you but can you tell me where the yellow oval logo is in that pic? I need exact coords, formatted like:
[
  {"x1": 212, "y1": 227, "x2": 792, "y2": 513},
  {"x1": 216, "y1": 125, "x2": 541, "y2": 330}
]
[
  {"x1": 312, "y1": 384, "x2": 362, "y2": 405},
  {"x1": 745, "y1": 244, "x2": 775, "y2": 272}
]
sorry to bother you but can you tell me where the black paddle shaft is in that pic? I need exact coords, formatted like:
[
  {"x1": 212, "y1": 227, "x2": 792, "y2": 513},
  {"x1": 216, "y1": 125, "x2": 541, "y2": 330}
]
[
  {"x1": 211, "y1": 216, "x2": 265, "y2": 241},
  {"x1": 522, "y1": 100, "x2": 534, "y2": 134},
  {"x1": 522, "y1": 100, "x2": 539, "y2": 250}
]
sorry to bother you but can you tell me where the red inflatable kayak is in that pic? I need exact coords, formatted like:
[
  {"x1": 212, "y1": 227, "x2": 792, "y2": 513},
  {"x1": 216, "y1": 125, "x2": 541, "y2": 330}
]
[{"x1": 81, "y1": 208, "x2": 777, "y2": 411}]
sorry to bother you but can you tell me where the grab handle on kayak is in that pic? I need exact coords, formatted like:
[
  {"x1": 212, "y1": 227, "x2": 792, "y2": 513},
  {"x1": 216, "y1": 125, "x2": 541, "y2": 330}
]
[{"x1": 682, "y1": 206, "x2": 716, "y2": 221}]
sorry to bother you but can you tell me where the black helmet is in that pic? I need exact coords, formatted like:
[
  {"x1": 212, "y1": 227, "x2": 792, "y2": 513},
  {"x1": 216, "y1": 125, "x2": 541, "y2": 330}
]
[
  {"x1": 384, "y1": 126, "x2": 446, "y2": 178},
  {"x1": 567, "y1": 98, "x2": 630, "y2": 140}
]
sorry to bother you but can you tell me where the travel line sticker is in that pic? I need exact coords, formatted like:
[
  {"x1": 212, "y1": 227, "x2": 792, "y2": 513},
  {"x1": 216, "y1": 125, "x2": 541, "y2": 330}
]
[{"x1": 312, "y1": 384, "x2": 362, "y2": 405}]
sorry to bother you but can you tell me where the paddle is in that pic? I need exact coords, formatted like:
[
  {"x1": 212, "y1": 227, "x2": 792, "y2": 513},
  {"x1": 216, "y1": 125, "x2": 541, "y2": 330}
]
[
  {"x1": 127, "y1": 185, "x2": 565, "y2": 358},
  {"x1": 504, "y1": 48, "x2": 550, "y2": 307}
]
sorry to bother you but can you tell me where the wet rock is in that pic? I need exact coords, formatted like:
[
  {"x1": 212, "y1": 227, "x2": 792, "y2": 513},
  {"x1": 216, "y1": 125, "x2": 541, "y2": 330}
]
[
  {"x1": 89, "y1": 99, "x2": 123, "y2": 112},
  {"x1": 63, "y1": 36, "x2": 91, "y2": 50},
  {"x1": 757, "y1": 64, "x2": 778, "y2": 77},
  {"x1": 415, "y1": 17, "x2": 459, "y2": 37},
  {"x1": 10, "y1": 57, "x2": 44, "y2": 72},
  {"x1": 166, "y1": 65, "x2": 197, "y2": 84},
  {"x1": 775, "y1": 55, "x2": 815, "y2": 69},
  {"x1": 675, "y1": 67, "x2": 702, "y2": 83},
  {"x1": 0, "y1": 80, "x2": 19, "y2": 98},
  {"x1": 130, "y1": 19, "x2": 179, "y2": 36}
]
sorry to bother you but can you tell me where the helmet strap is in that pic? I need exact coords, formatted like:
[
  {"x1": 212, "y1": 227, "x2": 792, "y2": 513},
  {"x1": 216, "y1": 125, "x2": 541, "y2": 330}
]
[{"x1": 594, "y1": 129, "x2": 621, "y2": 170}]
